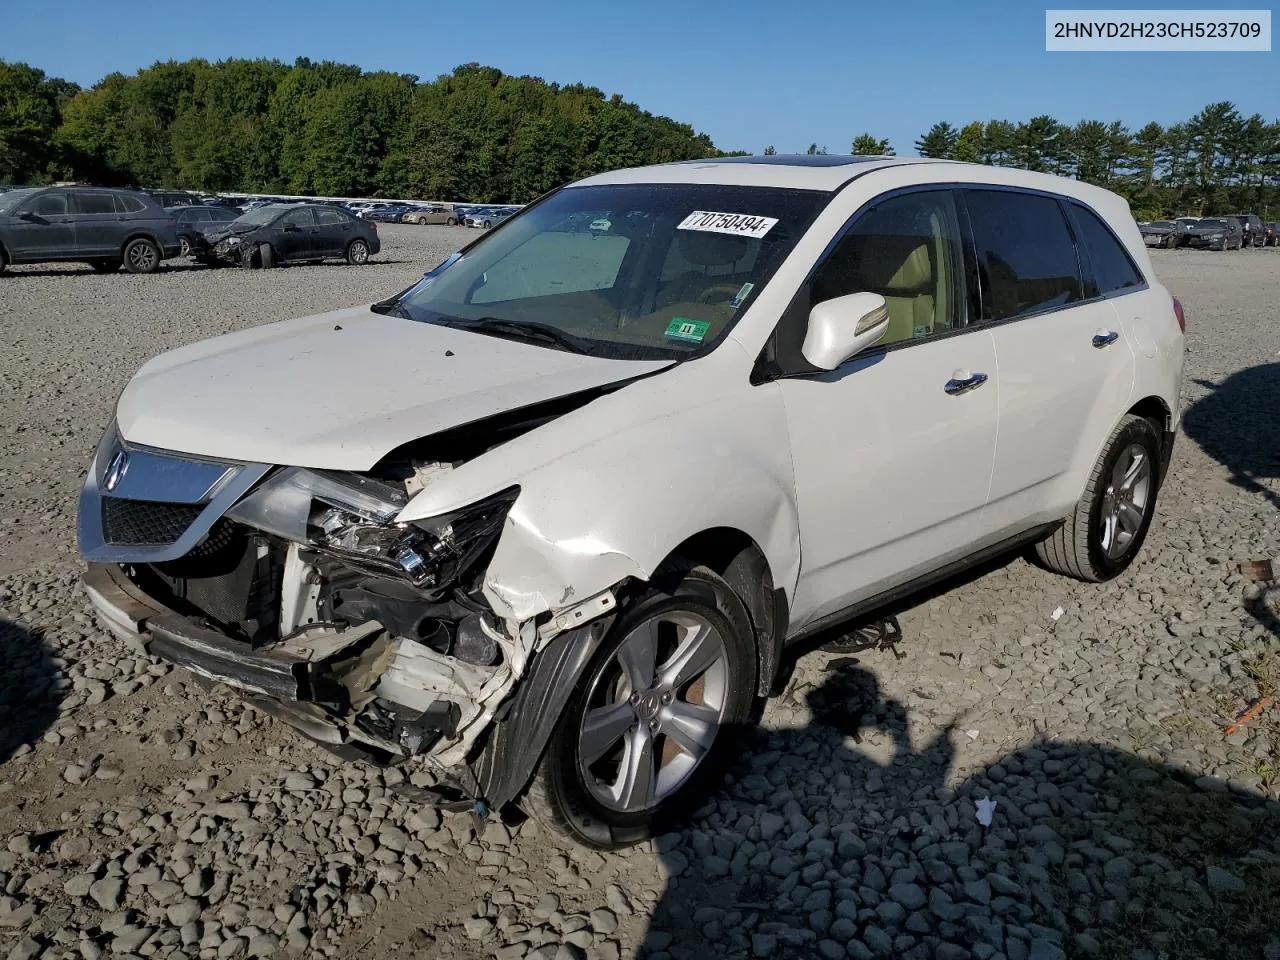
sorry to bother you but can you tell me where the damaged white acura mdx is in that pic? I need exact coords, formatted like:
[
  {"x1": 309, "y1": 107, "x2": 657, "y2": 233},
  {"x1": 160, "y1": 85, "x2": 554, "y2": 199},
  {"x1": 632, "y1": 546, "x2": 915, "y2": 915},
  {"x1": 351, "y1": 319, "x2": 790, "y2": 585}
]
[{"x1": 78, "y1": 155, "x2": 1185, "y2": 847}]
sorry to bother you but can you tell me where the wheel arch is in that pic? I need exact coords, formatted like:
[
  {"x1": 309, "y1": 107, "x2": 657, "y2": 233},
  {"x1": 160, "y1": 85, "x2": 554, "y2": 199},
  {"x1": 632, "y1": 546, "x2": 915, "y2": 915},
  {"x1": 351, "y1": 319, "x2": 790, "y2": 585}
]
[
  {"x1": 1126, "y1": 394, "x2": 1175, "y2": 481},
  {"x1": 118, "y1": 232, "x2": 161, "y2": 256},
  {"x1": 661, "y1": 528, "x2": 785, "y2": 697}
]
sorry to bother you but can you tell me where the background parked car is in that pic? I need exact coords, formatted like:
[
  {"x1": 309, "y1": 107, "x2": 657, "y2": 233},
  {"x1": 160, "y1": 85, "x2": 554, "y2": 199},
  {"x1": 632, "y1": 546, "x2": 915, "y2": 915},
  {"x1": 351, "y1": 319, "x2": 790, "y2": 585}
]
[
  {"x1": 363, "y1": 204, "x2": 412, "y2": 223},
  {"x1": 1139, "y1": 220, "x2": 1183, "y2": 249},
  {"x1": 166, "y1": 205, "x2": 240, "y2": 256},
  {"x1": 1222, "y1": 213, "x2": 1265, "y2": 247},
  {"x1": 465, "y1": 206, "x2": 514, "y2": 229},
  {"x1": 401, "y1": 203, "x2": 457, "y2": 225},
  {"x1": 192, "y1": 202, "x2": 379, "y2": 268},
  {"x1": 1264, "y1": 222, "x2": 1279, "y2": 247},
  {"x1": 0, "y1": 185, "x2": 180, "y2": 274},
  {"x1": 1184, "y1": 217, "x2": 1243, "y2": 251},
  {"x1": 145, "y1": 189, "x2": 203, "y2": 209}
]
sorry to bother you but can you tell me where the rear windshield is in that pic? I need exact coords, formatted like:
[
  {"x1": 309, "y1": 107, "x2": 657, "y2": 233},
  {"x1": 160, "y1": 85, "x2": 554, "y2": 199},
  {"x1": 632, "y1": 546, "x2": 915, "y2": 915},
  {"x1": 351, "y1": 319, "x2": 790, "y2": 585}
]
[{"x1": 394, "y1": 183, "x2": 829, "y2": 361}]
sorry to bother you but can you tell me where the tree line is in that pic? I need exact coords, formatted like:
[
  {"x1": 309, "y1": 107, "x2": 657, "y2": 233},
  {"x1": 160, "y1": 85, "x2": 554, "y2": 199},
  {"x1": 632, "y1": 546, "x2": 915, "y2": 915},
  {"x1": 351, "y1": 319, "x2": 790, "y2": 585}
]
[
  {"x1": 3, "y1": 56, "x2": 1277, "y2": 216},
  {"x1": 908, "y1": 107, "x2": 1280, "y2": 218},
  {"x1": 0, "y1": 58, "x2": 726, "y2": 203}
]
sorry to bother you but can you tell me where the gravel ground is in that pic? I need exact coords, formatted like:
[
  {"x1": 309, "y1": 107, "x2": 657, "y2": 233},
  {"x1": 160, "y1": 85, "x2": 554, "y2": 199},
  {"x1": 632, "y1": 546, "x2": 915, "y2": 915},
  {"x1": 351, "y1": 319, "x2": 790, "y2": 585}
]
[{"x1": 1, "y1": 230, "x2": 1279, "y2": 960}]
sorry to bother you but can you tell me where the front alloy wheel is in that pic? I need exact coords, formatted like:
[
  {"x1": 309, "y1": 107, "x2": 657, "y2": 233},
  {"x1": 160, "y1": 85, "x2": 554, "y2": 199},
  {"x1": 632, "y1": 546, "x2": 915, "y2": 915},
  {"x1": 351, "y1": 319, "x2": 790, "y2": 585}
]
[
  {"x1": 527, "y1": 563, "x2": 756, "y2": 848},
  {"x1": 1098, "y1": 443, "x2": 1152, "y2": 560},
  {"x1": 578, "y1": 610, "x2": 729, "y2": 814}
]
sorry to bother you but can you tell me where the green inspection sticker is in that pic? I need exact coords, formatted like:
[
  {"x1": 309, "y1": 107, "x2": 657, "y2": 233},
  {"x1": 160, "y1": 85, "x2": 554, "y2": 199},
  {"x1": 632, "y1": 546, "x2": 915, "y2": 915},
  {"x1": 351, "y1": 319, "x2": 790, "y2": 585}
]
[{"x1": 665, "y1": 317, "x2": 711, "y2": 343}]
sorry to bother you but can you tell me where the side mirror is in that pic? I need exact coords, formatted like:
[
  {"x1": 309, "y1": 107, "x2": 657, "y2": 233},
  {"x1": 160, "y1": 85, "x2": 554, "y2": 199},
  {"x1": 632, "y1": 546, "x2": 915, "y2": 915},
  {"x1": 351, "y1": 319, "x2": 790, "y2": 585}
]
[
  {"x1": 282, "y1": 223, "x2": 299, "y2": 232},
  {"x1": 18, "y1": 211, "x2": 37, "y2": 222},
  {"x1": 801, "y1": 292, "x2": 890, "y2": 371}
]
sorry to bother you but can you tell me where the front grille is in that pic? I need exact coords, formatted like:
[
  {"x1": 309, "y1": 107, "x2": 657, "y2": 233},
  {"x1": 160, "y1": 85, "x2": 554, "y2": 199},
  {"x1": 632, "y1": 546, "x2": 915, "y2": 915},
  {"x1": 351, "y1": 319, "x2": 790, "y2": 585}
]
[{"x1": 102, "y1": 498, "x2": 204, "y2": 546}]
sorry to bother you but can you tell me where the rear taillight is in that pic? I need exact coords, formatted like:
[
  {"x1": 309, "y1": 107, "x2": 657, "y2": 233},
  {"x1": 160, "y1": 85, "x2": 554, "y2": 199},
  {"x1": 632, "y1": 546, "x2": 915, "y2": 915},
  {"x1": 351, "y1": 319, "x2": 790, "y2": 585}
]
[{"x1": 1172, "y1": 295, "x2": 1186, "y2": 333}]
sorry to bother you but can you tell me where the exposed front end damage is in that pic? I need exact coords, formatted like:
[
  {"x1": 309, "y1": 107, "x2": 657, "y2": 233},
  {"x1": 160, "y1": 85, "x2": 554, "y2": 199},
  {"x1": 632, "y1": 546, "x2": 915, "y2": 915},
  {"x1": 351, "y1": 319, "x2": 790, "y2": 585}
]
[{"x1": 77, "y1": 412, "x2": 624, "y2": 816}]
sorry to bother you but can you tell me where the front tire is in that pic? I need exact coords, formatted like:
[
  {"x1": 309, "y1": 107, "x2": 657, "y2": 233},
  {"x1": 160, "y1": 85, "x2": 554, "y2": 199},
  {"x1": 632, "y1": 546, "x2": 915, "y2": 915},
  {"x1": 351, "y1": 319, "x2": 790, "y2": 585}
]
[
  {"x1": 1033, "y1": 415, "x2": 1162, "y2": 582},
  {"x1": 122, "y1": 238, "x2": 160, "y2": 274},
  {"x1": 526, "y1": 562, "x2": 757, "y2": 848},
  {"x1": 258, "y1": 243, "x2": 276, "y2": 269}
]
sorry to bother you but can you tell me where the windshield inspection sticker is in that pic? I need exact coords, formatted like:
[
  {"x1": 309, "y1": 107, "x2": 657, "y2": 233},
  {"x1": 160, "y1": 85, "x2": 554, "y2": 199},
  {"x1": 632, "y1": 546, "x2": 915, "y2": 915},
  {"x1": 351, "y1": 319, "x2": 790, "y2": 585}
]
[
  {"x1": 730, "y1": 282, "x2": 755, "y2": 308},
  {"x1": 677, "y1": 210, "x2": 778, "y2": 239},
  {"x1": 665, "y1": 317, "x2": 711, "y2": 343}
]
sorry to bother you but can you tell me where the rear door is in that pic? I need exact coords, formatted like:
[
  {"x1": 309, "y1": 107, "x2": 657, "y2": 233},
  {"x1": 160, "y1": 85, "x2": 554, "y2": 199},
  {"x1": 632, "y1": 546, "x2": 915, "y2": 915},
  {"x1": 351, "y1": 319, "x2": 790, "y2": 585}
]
[
  {"x1": 964, "y1": 188, "x2": 1136, "y2": 534},
  {"x1": 7, "y1": 189, "x2": 76, "y2": 261},
  {"x1": 70, "y1": 190, "x2": 126, "y2": 256},
  {"x1": 314, "y1": 206, "x2": 354, "y2": 257}
]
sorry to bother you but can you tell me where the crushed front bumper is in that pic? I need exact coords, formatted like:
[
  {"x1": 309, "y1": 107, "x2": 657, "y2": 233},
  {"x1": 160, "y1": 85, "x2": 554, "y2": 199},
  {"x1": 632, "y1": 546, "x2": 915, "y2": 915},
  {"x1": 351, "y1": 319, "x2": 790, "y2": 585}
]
[{"x1": 85, "y1": 562, "x2": 331, "y2": 701}]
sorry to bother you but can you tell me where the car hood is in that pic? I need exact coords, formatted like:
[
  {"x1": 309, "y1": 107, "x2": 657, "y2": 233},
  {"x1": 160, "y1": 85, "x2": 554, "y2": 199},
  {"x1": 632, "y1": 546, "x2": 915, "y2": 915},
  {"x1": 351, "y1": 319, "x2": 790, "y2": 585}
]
[
  {"x1": 198, "y1": 222, "x2": 253, "y2": 241},
  {"x1": 115, "y1": 305, "x2": 673, "y2": 471}
]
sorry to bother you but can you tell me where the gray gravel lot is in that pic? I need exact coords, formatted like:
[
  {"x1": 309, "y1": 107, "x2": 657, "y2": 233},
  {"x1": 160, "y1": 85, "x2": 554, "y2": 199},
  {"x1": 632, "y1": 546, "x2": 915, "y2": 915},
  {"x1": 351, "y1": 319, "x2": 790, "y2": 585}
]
[{"x1": 1, "y1": 229, "x2": 1279, "y2": 960}]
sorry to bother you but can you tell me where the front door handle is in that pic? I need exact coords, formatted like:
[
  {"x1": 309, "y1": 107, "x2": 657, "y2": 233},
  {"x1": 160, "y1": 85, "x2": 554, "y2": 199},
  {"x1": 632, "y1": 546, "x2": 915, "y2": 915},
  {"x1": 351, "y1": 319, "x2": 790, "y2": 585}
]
[
  {"x1": 1093, "y1": 329, "x2": 1120, "y2": 348},
  {"x1": 944, "y1": 371, "x2": 989, "y2": 395}
]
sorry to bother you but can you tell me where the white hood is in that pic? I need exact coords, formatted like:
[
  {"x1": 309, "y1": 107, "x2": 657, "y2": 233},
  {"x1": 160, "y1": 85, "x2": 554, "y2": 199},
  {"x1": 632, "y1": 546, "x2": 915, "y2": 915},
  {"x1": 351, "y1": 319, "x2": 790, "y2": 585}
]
[{"x1": 115, "y1": 305, "x2": 670, "y2": 470}]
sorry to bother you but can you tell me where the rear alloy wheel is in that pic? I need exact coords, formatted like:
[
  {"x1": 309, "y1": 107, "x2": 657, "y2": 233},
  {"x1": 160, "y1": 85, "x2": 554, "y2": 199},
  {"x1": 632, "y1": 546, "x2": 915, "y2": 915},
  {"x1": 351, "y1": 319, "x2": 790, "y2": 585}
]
[
  {"x1": 1033, "y1": 414, "x2": 1162, "y2": 582},
  {"x1": 526, "y1": 563, "x2": 757, "y2": 848},
  {"x1": 122, "y1": 238, "x2": 160, "y2": 274},
  {"x1": 346, "y1": 239, "x2": 370, "y2": 265}
]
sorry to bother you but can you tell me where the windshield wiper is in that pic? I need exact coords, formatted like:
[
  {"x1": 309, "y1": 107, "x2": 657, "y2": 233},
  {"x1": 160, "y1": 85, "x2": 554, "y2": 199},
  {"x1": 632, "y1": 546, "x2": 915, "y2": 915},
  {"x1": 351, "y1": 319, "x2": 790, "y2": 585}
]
[{"x1": 446, "y1": 318, "x2": 594, "y2": 355}]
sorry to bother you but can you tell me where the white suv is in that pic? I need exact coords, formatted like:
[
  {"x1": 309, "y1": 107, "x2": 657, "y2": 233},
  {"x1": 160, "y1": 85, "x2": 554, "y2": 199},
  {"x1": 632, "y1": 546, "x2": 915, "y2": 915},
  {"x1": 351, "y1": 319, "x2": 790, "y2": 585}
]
[{"x1": 77, "y1": 155, "x2": 1185, "y2": 848}]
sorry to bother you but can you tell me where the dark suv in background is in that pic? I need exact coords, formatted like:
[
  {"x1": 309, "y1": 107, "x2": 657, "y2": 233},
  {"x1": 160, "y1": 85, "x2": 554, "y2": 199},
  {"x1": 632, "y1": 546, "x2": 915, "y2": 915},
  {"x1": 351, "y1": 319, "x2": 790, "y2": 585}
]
[
  {"x1": 1222, "y1": 213, "x2": 1265, "y2": 247},
  {"x1": 0, "y1": 186, "x2": 181, "y2": 274}
]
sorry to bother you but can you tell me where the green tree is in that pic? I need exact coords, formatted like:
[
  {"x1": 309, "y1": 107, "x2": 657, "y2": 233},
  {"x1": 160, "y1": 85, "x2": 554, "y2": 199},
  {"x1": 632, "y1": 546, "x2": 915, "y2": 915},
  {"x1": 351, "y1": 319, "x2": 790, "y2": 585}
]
[
  {"x1": 763, "y1": 144, "x2": 776, "y2": 155},
  {"x1": 851, "y1": 134, "x2": 894, "y2": 156},
  {"x1": 914, "y1": 122, "x2": 958, "y2": 159},
  {"x1": 0, "y1": 61, "x2": 76, "y2": 182}
]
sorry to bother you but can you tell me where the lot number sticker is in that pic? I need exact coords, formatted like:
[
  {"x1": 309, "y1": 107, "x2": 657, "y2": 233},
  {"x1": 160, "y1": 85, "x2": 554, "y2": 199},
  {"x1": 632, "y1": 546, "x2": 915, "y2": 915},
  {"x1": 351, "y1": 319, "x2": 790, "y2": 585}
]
[
  {"x1": 677, "y1": 210, "x2": 778, "y2": 239},
  {"x1": 665, "y1": 317, "x2": 711, "y2": 343}
]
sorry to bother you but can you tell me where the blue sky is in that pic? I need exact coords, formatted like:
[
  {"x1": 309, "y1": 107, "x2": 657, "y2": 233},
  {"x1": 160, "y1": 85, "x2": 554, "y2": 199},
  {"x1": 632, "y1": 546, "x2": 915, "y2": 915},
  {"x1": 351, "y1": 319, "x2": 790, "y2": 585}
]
[{"x1": 3, "y1": 0, "x2": 1276, "y2": 155}]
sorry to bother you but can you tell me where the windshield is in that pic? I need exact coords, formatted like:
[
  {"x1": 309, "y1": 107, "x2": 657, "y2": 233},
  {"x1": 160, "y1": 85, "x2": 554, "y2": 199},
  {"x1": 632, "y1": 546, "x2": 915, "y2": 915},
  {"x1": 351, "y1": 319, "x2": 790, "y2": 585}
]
[
  {"x1": 394, "y1": 183, "x2": 827, "y2": 360},
  {"x1": 234, "y1": 205, "x2": 287, "y2": 226},
  {"x1": 0, "y1": 188, "x2": 40, "y2": 215},
  {"x1": 1148, "y1": 220, "x2": 1173, "y2": 228},
  {"x1": 1199, "y1": 219, "x2": 1227, "y2": 228}
]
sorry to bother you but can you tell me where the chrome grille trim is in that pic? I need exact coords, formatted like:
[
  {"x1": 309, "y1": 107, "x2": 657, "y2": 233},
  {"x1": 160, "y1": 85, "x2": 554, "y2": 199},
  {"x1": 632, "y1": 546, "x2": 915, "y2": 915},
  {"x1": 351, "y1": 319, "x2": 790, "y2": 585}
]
[{"x1": 77, "y1": 422, "x2": 271, "y2": 563}]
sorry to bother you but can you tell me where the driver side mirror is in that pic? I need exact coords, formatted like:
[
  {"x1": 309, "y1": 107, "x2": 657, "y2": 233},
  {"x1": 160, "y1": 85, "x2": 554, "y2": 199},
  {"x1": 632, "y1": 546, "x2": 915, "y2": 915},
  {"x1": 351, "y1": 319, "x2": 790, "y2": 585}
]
[
  {"x1": 801, "y1": 292, "x2": 890, "y2": 371},
  {"x1": 18, "y1": 211, "x2": 37, "y2": 222}
]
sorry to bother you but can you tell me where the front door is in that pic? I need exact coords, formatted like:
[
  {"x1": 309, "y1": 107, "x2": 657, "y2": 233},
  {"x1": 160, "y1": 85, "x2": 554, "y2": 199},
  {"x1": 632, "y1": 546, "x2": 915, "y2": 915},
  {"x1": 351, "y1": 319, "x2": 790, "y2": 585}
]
[
  {"x1": 781, "y1": 189, "x2": 1000, "y2": 629},
  {"x1": 961, "y1": 189, "x2": 1138, "y2": 532},
  {"x1": 274, "y1": 208, "x2": 316, "y2": 261},
  {"x1": 8, "y1": 189, "x2": 76, "y2": 261}
]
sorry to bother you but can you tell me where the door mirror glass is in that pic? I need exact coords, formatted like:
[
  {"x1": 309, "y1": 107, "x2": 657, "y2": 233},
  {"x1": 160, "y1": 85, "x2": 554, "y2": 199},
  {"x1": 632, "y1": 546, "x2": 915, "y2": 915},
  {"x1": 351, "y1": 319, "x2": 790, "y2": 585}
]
[{"x1": 801, "y1": 292, "x2": 890, "y2": 370}]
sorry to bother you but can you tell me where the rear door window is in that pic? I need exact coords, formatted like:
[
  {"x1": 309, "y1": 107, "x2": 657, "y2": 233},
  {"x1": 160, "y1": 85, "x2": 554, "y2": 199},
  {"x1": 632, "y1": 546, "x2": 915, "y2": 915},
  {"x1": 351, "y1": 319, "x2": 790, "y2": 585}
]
[
  {"x1": 1067, "y1": 203, "x2": 1144, "y2": 297},
  {"x1": 70, "y1": 192, "x2": 118, "y2": 215},
  {"x1": 963, "y1": 189, "x2": 1082, "y2": 322},
  {"x1": 315, "y1": 208, "x2": 347, "y2": 225}
]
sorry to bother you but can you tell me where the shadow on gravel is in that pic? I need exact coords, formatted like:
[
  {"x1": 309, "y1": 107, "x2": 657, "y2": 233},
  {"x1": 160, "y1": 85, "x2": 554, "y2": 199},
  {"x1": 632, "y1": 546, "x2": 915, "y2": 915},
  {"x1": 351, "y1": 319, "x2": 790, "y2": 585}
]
[
  {"x1": 0, "y1": 617, "x2": 63, "y2": 763},
  {"x1": 1183, "y1": 364, "x2": 1280, "y2": 512},
  {"x1": 642, "y1": 662, "x2": 1280, "y2": 960}
]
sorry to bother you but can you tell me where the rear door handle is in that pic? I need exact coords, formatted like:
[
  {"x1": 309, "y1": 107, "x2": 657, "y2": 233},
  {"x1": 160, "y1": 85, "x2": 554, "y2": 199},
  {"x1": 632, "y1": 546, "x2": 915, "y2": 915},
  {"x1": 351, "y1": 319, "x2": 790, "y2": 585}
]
[
  {"x1": 1093, "y1": 330, "x2": 1120, "y2": 348},
  {"x1": 944, "y1": 371, "x2": 988, "y2": 395}
]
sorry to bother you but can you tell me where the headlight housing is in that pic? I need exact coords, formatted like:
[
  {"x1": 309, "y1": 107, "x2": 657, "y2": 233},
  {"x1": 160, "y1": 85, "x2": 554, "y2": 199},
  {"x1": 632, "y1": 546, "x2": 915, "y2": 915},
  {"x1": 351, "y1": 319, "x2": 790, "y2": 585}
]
[{"x1": 227, "y1": 467, "x2": 518, "y2": 591}]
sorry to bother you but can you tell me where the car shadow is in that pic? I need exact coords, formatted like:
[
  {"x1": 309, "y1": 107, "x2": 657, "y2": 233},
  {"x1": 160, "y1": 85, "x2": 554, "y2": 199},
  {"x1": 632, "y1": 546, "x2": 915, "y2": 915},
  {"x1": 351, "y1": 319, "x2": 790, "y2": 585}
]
[
  {"x1": 640, "y1": 661, "x2": 1280, "y2": 960},
  {"x1": 4, "y1": 263, "x2": 204, "y2": 277},
  {"x1": 1183, "y1": 365, "x2": 1280, "y2": 512},
  {"x1": 0, "y1": 618, "x2": 63, "y2": 763}
]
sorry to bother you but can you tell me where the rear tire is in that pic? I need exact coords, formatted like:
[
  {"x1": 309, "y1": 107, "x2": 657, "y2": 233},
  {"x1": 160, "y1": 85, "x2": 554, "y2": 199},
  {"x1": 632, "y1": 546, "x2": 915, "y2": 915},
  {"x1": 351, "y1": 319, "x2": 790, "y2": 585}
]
[
  {"x1": 1033, "y1": 415, "x2": 1162, "y2": 582},
  {"x1": 345, "y1": 239, "x2": 370, "y2": 265},
  {"x1": 122, "y1": 238, "x2": 160, "y2": 274},
  {"x1": 525, "y1": 561, "x2": 757, "y2": 849},
  {"x1": 446, "y1": 217, "x2": 456, "y2": 226}
]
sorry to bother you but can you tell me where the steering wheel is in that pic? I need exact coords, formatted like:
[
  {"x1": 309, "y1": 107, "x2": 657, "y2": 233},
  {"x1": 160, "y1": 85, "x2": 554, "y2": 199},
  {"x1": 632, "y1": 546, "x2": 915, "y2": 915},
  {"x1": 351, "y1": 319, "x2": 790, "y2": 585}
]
[{"x1": 696, "y1": 283, "x2": 744, "y2": 305}]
